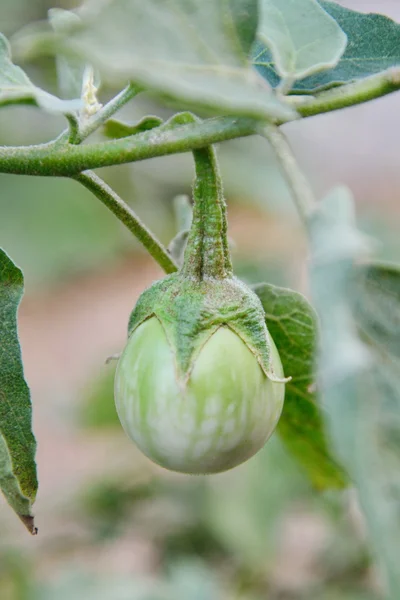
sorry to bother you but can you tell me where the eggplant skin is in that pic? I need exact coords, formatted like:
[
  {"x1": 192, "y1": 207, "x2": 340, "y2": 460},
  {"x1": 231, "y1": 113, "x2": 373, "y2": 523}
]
[{"x1": 114, "y1": 317, "x2": 285, "y2": 474}]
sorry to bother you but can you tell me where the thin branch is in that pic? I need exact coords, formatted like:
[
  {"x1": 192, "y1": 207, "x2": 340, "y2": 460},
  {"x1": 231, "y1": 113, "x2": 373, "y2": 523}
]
[
  {"x1": 65, "y1": 112, "x2": 80, "y2": 144},
  {"x1": 0, "y1": 117, "x2": 259, "y2": 176},
  {"x1": 74, "y1": 170, "x2": 178, "y2": 274},
  {"x1": 74, "y1": 83, "x2": 143, "y2": 144},
  {"x1": 292, "y1": 68, "x2": 400, "y2": 119},
  {"x1": 1, "y1": 68, "x2": 400, "y2": 177},
  {"x1": 260, "y1": 125, "x2": 317, "y2": 225}
]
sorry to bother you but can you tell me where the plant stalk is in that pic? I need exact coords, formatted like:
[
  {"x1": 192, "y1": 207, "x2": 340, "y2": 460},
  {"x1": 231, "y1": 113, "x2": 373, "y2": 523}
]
[
  {"x1": 74, "y1": 83, "x2": 143, "y2": 144},
  {"x1": 74, "y1": 170, "x2": 178, "y2": 274},
  {"x1": 0, "y1": 117, "x2": 258, "y2": 176},
  {"x1": 182, "y1": 147, "x2": 232, "y2": 280},
  {"x1": 260, "y1": 125, "x2": 317, "y2": 225}
]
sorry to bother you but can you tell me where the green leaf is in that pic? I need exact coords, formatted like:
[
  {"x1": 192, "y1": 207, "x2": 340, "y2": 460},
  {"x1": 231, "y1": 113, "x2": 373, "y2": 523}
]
[
  {"x1": 0, "y1": 32, "x2": 80, "y2": 113},
  {"x1": 310, "y1": 187, "x2": 400, "y2": 598},
  {"x1": 352, "y1": 262, "x2": 400, "y2": 360},
  {"x1": 252, "y1": 282, "x2": 346, "y2": 489},
  {"x1": 254, "y1": 1, "x2": 400, "y2": 93},
  {"x1": 0, "y1": 249, "x2": 37, "y2": 534},
  {"x1": 52, "y1": 0, "x2": 296, "y2": 121},
  {"x1": 256, "y1": 0, "x2": 347, "y2": 87},
  {"x1": 103, "y1": 116, "x2": 164, "y2": 139},
  {"x1": 80, "y1": 364, "x2": 120, "y2": 430},
  {"x1": 173, "y1": 194, "x2": 193, "y2": 234},
  {"x1": 168, "y1": 230, "x2": 190, "y2": 267},
  {"x1": 48, "y1": 8, "x2": 86, "y2": 100},
  {"x1": 167, "y1": 194, "x2": 193, "y2": 268}
]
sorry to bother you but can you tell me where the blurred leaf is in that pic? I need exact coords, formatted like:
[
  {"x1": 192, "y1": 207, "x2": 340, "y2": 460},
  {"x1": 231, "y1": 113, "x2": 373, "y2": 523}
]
[
  {"x1": 167, "y1": 559, "x2": 221, "y2": 600},
  {"x1": 0, "y1": 32, "x2": 80, "y2": 113},
  {"x1": 167, "y1": 190, "x2": 192, "y2": 267},
  {"x1": 205, "y1": 438, "x2": 311, "y2": 567},
  {"x1": 311, "y1": 591, "x2": 375, "y2": 600},
  {"x1": 257, "y1": 0, "x2": 346, "y2": 86},
  {"x1": 173, "y1": 195, "x2": 193, "y2": 233},
  {"x1": 0, "y1": 175, "x2": 130, "y2": 286},
  {"x1": 253, "y1": 1, "x2": 400, "y2": 92},
  {"x1": 51, "y1": 0, "x2": 296, "y2": 121},
  {"x1": 80, "y1": 364, "x2": 120, "y2": 429},
  {"x1": 0, "y1": 248, "x2": 37, "y2": 534},
  {"x1": 0, "y1": 549, "x2": 32, "y2": 599},
  {"x1": 83, "y1": 479, "x2": 156, "y2": 538},
  {"x1": 48, "y1": 8, "x2": 86, "y2": 100},
  {"x1": 103, "y1": 115, "x2": 164, "y2": 139},
  {"x1": 310, "y1": 186, "x2": 400, "y2": 598},
  {"x1": 253, "y1": 283, "x2": 346, "y2": 489},
  {"x1": 352, "y1": 262, "x2": 400, "y2": 360},
  {"x1": 36, "y1": 565, "x2": 223, "y2": 600},
  {"x1": 168, "y1": 230, "x2": 189, "y2": 267}
]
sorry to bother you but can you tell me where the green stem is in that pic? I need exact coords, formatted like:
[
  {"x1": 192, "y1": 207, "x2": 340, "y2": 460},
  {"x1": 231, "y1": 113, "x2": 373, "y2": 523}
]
[
  {"x1": 260, "y1": 125, "x2": 317, "y2": 225},
  {"x1": 182, "y1": 147, "x2": 232, "y2": 280},
  {"x1": 289, "y1": 68, "x2": 400, "y2": 118},
  {"x1": 74, "y1": 170, "x2": 178, "y2": 274},
  {"x1": 0, "y1": 117, "x2": 258, "y2": 176},
  {"x1": 74, "y1": 83, "x2": 142, "y2": 144},
  {"x1": 0, "y1": 68, "x2": 399, "y2": 177},
  {"x1": 66, "y1": 113, "x2": 80, "y2": 144}
]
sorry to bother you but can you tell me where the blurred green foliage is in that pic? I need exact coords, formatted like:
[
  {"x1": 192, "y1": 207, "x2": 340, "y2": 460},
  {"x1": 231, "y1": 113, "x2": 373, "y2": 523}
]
[{"x1": 0, "y1": 436, "x2": 377, "y2": 599}]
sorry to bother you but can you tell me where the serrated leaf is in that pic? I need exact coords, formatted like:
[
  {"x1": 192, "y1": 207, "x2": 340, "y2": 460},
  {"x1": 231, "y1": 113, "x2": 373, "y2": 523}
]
[
  {"x1": 254, "y1": 1, "x2": 400, "y2": 93},
  {"x1": 310, "y1": 187, "x2": 400, "y2": 598},
  {"x1": 51, "y1": 0, "x2": 296, "y2": 122},
  {"x1": 253, "y1": 282, "x2": 346, "y2": 489},
  {"x1": 256, "y1": 0, "x2": 347, "y2": 86},
  {"x1": 0, "y1": 32, "x2": 80, "y2": 113},
  {"x1": 103, "y1": 116, "x2": 164, "y2": 139},
  {"x1": 0, "y1": 248, "x2": 37, "y2": 534}
]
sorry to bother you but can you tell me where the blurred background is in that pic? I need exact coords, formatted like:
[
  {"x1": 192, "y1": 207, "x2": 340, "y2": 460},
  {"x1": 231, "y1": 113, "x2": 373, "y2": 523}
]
[{"x1": 0, "y1": 1, "x2": 400, "y2": 598}]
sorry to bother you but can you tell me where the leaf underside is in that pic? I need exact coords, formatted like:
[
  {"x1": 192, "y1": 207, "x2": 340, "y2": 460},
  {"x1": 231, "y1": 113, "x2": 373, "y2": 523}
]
[
  {"x1": 0, "y1": 32, "x2": 79, "y2": 114},
  {"x1": 54, "y1": 0, "x2": 296, "y2": 121},
  {"x1": 310, "y1": 187, "x2": 400, "y2": 598}
]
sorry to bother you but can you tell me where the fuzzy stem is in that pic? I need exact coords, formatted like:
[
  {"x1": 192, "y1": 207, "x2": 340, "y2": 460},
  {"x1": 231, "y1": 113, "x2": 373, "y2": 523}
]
[
  {"x1": 74, "y1": 170, "x2": 178, "y2": 274},
  {"x1": 289, "y1": 67, "x2": 400, "y2": 119},
  {"x1": 0, "y1": 117, "x2": 258, "y2": 176},
  {"x1": 260, "y1": 125, "x2": 317, "y2": 225},
  {"x1": 74, "y1": 83, "x2": 142, "y2": 144},
  {"x1": 1, "y1": 67, "x2": 400, "y2": 177},
  {"x1": 182, "y1": 147, "x2": 233, "y2": 280}
]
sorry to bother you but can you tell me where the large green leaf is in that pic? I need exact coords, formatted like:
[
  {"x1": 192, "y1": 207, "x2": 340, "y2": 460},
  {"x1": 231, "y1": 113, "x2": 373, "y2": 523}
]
[
  {"x1": 0, "y1": 249, "x2": 37, "y2": 534},
  {"x1": 50, "y1": 0, "x2": 296, "y2": 121},
  {"x1": 310, "y1": 187, "x2": 400, "y2": 598},
  {"x1": 253, "y1": 282, "x2": 346, "y2": 489},
  {"x1": 256, "y1": 0, "x2": 346, "y2": 87},
  {"x1": 0, "y1": 32, "x2": 79, "y2": 113},
  {"x1": 253, "y1": 1, "x2": 400, "y2": 93}
]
